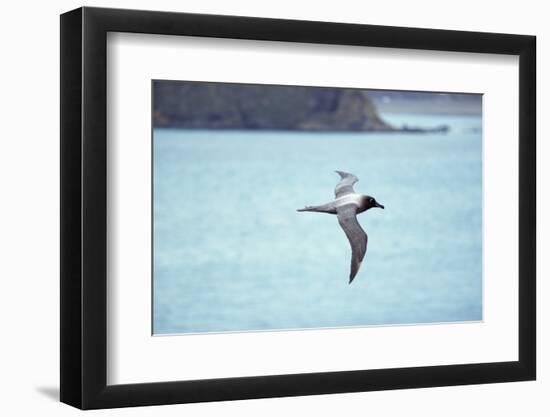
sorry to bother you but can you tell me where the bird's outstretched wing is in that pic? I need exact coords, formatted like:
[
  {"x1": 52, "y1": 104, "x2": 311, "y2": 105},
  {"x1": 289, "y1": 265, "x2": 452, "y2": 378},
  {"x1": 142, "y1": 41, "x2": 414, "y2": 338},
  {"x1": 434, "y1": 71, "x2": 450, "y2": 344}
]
[
  {"x1": 334, "y1": 171, "x2": 359, "y2": 198},
  {"x1": 337, "y1": 204, "x2": 368, "y2": 283}
]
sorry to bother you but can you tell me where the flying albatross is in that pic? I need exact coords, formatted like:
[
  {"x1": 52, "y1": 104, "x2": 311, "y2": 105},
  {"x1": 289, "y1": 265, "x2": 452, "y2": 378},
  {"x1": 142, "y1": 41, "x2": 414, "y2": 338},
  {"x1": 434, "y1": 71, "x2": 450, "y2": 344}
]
[{"x1": 297, "y1": 171, "x2": 384, "y2": 284}]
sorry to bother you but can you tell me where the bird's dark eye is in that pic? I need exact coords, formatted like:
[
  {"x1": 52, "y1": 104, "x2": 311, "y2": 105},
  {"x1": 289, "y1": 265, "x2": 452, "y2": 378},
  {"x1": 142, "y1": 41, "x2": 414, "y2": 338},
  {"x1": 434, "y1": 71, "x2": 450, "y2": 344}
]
[{"x1": 369, "y1": 198, "x2": 374, "y2": 203}]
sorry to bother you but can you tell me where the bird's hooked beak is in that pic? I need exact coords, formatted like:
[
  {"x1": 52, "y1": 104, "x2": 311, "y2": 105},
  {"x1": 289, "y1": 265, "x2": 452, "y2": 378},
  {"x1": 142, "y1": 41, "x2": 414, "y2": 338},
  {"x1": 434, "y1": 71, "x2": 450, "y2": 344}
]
[{"x1": 375, "y1": 202, "x2": 385, "y2": 209}]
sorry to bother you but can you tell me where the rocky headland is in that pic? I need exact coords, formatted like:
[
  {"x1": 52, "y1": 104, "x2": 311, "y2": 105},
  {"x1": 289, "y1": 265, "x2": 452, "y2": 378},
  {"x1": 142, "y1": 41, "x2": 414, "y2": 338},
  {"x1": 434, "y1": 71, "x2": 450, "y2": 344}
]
[{"x1": 153, "y1": 81, "x2": 461, "y2": 133}]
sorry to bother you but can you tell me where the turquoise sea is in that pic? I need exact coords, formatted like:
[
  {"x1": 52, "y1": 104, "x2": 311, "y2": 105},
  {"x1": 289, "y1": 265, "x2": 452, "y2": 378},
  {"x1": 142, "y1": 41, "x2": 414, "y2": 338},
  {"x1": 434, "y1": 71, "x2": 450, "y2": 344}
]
[{"x1": 153, "y1": 113, "x2": 483, "y2": 334}]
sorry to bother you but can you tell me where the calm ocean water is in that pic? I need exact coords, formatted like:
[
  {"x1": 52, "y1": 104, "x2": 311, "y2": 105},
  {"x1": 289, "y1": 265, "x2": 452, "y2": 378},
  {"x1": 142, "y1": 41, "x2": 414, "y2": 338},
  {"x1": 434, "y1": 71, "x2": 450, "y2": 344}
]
[{"x1": 153, "y1": 113, "x2": 482, "y2": 334}]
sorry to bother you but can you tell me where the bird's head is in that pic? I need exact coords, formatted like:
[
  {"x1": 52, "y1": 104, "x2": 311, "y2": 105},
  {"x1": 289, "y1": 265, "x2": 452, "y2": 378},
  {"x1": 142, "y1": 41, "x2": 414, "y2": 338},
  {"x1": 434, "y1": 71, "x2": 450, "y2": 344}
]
[{"x1": 363, "y1": 195, "x2": 384, "y2": 210}]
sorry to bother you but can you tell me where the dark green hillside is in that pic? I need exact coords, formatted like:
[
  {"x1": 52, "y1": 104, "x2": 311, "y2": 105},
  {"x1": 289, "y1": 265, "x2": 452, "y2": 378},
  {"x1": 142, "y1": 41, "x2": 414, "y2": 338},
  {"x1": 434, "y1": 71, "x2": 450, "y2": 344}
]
[{"x1": 153, "y1": 81, "x2": 394, "y2": 132}]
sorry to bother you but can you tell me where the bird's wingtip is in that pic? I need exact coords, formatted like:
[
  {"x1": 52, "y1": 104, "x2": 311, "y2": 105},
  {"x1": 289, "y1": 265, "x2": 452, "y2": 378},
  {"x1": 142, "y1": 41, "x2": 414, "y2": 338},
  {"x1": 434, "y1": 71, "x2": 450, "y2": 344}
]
[
  {"x1": 349, "y1": 260, "x2": 363, "y2": 284},
  {"x1": 335, "y1": 170, "x2": 354, "y2": 179}
]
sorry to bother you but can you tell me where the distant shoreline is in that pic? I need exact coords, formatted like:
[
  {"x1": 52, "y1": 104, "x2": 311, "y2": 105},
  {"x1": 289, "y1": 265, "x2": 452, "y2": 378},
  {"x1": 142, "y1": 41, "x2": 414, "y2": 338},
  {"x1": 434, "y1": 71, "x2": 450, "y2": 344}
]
[
  {"x1": 152, "y1": 124, "x2": 452, "y2": 134},
  {"x1": 370, "y1": 95, "x2": 482, "y2": 116}
]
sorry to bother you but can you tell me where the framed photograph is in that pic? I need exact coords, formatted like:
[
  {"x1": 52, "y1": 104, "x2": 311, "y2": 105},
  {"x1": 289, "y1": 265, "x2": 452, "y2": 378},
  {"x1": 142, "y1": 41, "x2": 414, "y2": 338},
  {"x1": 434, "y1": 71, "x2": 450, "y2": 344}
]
[{"x1": 60, "y1": 6, "x2": 536, "y2": 410}]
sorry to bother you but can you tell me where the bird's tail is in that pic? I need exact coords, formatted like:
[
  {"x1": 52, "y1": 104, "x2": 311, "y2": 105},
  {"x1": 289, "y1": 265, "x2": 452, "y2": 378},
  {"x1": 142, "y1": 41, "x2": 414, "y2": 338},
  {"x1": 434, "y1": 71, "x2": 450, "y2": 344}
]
[
  {"x1": 297, "y1": 205, "x2": 322, "y2": 213},
  {"x1": 297, "y1": 202, "x2": 338, "y2": 213}
]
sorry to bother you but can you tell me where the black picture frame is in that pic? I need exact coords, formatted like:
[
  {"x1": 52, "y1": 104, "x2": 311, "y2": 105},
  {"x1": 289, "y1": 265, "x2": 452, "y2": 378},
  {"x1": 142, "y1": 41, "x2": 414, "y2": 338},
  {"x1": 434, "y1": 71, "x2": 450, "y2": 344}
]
[{"x1": 60, "y1": 6, "x2": 536, "y2": 410}]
